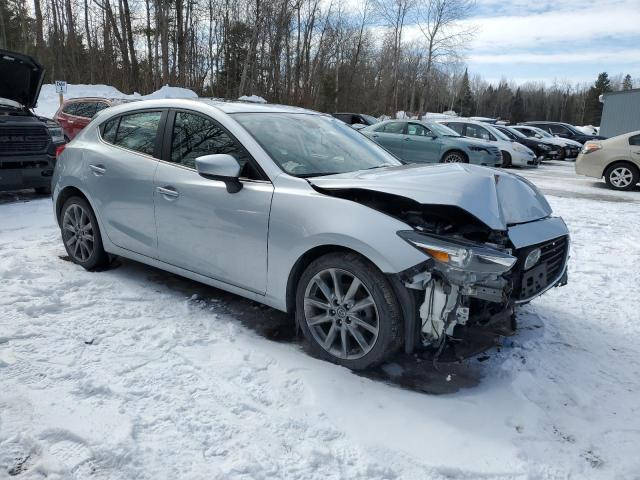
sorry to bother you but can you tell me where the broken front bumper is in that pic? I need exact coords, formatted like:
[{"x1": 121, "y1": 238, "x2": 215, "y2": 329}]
[{"x1": 398, "y1": 216, "x2": 569, "y2": 351}]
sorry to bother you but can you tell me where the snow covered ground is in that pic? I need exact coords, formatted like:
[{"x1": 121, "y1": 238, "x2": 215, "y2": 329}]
[{"x1": 1, "y1": 161, "x2": 640, "y2": 479}]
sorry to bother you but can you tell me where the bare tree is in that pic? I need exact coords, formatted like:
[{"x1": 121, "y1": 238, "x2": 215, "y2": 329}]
[{"x1": 416, "y1": 0, "x2": 476, "y2": 112}]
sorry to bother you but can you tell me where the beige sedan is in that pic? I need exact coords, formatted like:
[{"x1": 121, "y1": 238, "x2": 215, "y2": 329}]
[{"x1": 576, "y1": 131, "x2": 640, "y2": 190}]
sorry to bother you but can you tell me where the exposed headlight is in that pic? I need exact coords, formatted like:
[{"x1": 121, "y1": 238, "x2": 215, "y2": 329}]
[
  {"x1": 398, "y1": 231, "x2": 517, "y2": 274},
  {"x1": 537, "y1": 143, "x2": 551, "y2": 151},
  {"x1": 581, "y1": 142, "x2": 602, "y2": 154},
  {"x1": 524, "y1": 248, "x2": 541, "y2": 270},
  {"x1": 48, "y1": 127, "x2": 65, "y2": 144}
]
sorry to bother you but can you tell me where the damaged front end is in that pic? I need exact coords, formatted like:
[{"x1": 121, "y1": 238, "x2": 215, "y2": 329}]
[{"x1": 395, "y1": 221, "x2": 569, "y2": 355}]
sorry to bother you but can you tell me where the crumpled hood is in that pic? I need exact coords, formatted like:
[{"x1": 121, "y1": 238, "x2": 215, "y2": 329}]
[
  {"x1": 0, "y1": 49, "x2": 45, "y2": 109},
  {"x1": 310, "y1": 163, "x2": 552, "y2": 231}
]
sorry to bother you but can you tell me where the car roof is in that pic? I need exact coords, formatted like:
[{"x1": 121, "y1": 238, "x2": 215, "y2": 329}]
[
  {"x1": 64, "y1": 97, "x2": 132, "y2": 103},
  {"x1": 197, "y1": 99, "x2": 317, "y2": 114},
  {"x1": 522, "y1": 121, "x2": 569, "y2": 126},
  {"x1": 93, "y1": 98, "x2": 325, "y2": 118}
]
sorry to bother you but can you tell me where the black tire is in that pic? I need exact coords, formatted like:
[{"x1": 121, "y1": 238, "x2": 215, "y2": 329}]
[
  {"x1": 295, "y1": 252, "x2": 402, "y2": 370},
  {"x1": 60, "y1": 196, "x2": 110, "y2": 270},
  {"x1": 440, "y1": 150, "x2": 468, "y2": 163},
  {"x1": 501, "y1": 151, "x2": 512, "y2": 168},
  {"x1": 34, "y1": 186, "x2": 52, "y2": 195},
  {"x1": 604, "y1": 162, "x2": 639, "y2": 191}
]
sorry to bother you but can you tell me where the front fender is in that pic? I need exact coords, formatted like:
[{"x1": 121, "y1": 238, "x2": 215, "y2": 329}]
[{"x1": 265, "y1": 176, "x2": 426, "y2": 309}]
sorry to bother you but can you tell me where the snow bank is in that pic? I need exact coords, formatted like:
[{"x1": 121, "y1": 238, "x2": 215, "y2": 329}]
[
  {"x1": 34, "y1": 84, "x2": 198, "y2": 118},
  {"x1": 142, "y1": 85, "x2": 198, "y2": 100},
  {"x1": 238, "y1": 95, "x2": 267, "y2": 103}
]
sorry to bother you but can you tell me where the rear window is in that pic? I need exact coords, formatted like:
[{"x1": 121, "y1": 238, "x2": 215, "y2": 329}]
[
  {"x1": 62, "y1": 103, "x2": 78, "y2": 115},
  {"x1": 74, "y1": 102, "x2": 98, "y2": 118},
  {"x1": 99, "y1": 111, "x2": 162, "y2": 156}
]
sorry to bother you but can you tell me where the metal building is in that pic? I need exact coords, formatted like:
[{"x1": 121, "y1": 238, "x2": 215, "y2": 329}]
[{"x1": 600, "y1": 88, "x2": 640, "y2": 137}]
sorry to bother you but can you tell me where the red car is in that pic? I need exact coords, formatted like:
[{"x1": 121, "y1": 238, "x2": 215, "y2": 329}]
[{"x1": 54, "y1": 97, "x2": 133, "y2": 140}]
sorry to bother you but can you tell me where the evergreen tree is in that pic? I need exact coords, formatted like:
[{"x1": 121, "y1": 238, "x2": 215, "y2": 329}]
[
  {"x1": 510, "y1": 88, "x2": 525, "y2": 123},
  {"x1": 584, "y1": 72, "x2": 612, "y2": 125},
  {"x1": 455, "y1": 68, "x2": 474, "y2": 117},
  {"x1": 622, "y1": 74, "x2": 633, "y2": 90}
]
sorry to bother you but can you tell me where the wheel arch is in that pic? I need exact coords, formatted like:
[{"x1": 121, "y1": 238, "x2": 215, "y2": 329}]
[
  {"x1": 603, "y1": 159, "x2": 640, "y2": 178},
  {"x1": 285, "y1": 244, "x2": 366, "y2": 316},
  {"x1": 284, "y1": 244, "x2": 420, "y2": 355},
  {"x1": 55, "y1": 185, "x2": 90, "y2": 226},
  {"x1": 440, "y1": 148, "x2": 468, "y2": 163}
]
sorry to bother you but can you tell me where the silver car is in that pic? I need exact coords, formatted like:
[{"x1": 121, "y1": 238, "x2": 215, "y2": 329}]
[{"x1": 52, "y1": 100, "x2": 570, "y2": 370}]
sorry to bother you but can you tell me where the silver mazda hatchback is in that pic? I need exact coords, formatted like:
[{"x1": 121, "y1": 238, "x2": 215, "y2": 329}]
[{"x1": 52, "y1": 99, "x2": 569, "y2": 369}]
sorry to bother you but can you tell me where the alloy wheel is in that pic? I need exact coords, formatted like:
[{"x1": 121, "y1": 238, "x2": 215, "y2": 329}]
[
  {"x1": 62, "y1": 204, "x2": 95, "y2": 262},
  {"x1": 443, "y1": 153, "x2": 464, "y2": 163},
  {"x1": 303, "y1": 268, "x2": 379, "y2": 360},
  {"x1": 609, "y1": 167, "x2": 634, "y2": 188}
]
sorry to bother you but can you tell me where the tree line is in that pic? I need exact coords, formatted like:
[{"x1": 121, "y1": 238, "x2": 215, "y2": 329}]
[{"x1": 0, "y1": 0, "x2": 636, "y2": 125}]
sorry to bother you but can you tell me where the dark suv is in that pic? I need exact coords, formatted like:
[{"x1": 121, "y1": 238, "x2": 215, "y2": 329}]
[
  {"x1": 0, "y1": 49, "x2": 66, "y2": 193},
  {"x1": 520, "y1": 121, "x2": 606, "y2": 145}
]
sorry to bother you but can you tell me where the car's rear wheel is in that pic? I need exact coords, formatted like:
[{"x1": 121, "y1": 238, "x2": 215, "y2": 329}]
[
  {"x1": 604, "y1": 163, "x2": 639, "y2": 191},
  {"x1": 60, "y1": 197, "x2": 110, "y2": 270},
  {"x1": 296, "y1": 252, "x2": 402, "y2": 370},
  {"x1": 441, "y1": 151, "x2": 467, "y2": 163},
  {"x1": 501, "y1": 151, "x2": 512, "y2": 168}
]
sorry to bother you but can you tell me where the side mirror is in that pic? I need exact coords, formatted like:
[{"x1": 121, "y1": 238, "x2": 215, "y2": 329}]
[{"x1": 195, "y1": 154, "x2": 243, "y2": 193}]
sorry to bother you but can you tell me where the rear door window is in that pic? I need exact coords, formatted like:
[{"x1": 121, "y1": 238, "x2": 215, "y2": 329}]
[
  {"x1": 112, "y1": 111, "x2": 163, "y2": 156},
  {"x1": 407, "y1": 123, "x2": 432, "y2": 136},
  {"x1": 379, "y1": 122, "x2": 406, "y2": 134}
]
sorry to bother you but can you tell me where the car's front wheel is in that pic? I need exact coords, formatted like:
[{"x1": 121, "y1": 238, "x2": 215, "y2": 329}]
[
  {"x1": 604, "y1": 163, "x2": 639, "y2": 191},
  {"x1": 60, "y1": 196, "x2": 110, "y2": 270},
  {"x1": 296, "y1": 252, "x2": 402, "y2": 370},
  {"x1": 441, "y1": 151, "x2": 467, "y2": 163}
]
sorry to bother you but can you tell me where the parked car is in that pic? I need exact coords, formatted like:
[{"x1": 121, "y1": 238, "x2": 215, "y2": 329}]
[
  {"x1": 493, "y1": 125, "x2": 555, "y2": 161},
  {"x1": 576, "y1": 131, "x2": 640, "y2": 190},
  {"x1": 360, "y1": 119, "x2": 502, "y2": 166},
  {"x1": 54, "y1": 97, "x2": 135, "y2": 140},
  {"x1": 0, "y1": 49, "x2": 66, "y2": 193},
  {"x1": 52, "y1": 99, "x2": 569, "y2": 369},
  {"x1": 511, "y1": 125, "x2": 582, "y2": 160},
  {"x1": 332, "y1": 112, "x2": 379, "y2": 127},
  {"x1": 437, "y1": 119, "x2": 538, "y2": 167},
  {"x1": 520, "y1": 121, "x2": 606, "y2": 145}
]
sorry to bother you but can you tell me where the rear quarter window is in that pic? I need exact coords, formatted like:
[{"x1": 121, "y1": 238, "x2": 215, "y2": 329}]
[
  {"x1": 629, "y1": 135, "x2": 640, "y2": 146},
  {"x1": 100, "y1": 117, "x2": 119, "y2": 143}
]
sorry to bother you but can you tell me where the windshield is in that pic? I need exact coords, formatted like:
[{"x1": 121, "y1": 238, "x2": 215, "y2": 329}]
[
  {"x1": 232, "y1": 112, "x2": 402, "y2": 177},
  {"x1": 504, "y1": 127, "x2": 525, "y2": 139},
  {"x1": 486, "y1": 125, "x2": 510, "y2": 141},
  {"x1": 428, "y1": 122, "x2": 460, "y2": 137},
  {"x1": 361, "y1": 114, "x2": 379, "y2": 125},
  {"x1": 531, "y1": 127, "x2": 553, "y2": 138}
]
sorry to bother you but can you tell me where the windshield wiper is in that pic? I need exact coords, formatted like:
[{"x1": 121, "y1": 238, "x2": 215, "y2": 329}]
[{"x1": 297, "y1": 172, "x2": 342, "y2": 178}]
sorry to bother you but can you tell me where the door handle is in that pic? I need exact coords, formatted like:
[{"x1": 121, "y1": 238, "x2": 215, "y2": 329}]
[
  {"x1": 403, "y1": 137, "x2": 411, "y2": 141},
  {"x1": 371, "y1": 134, "x2": 379, "y2": 138},
  {"x1": 156, "y1": 186, "x2": 180, "y2": 198},
  {"x1": 89, "y1": 164, "x2": 106, "y2": 175}
]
